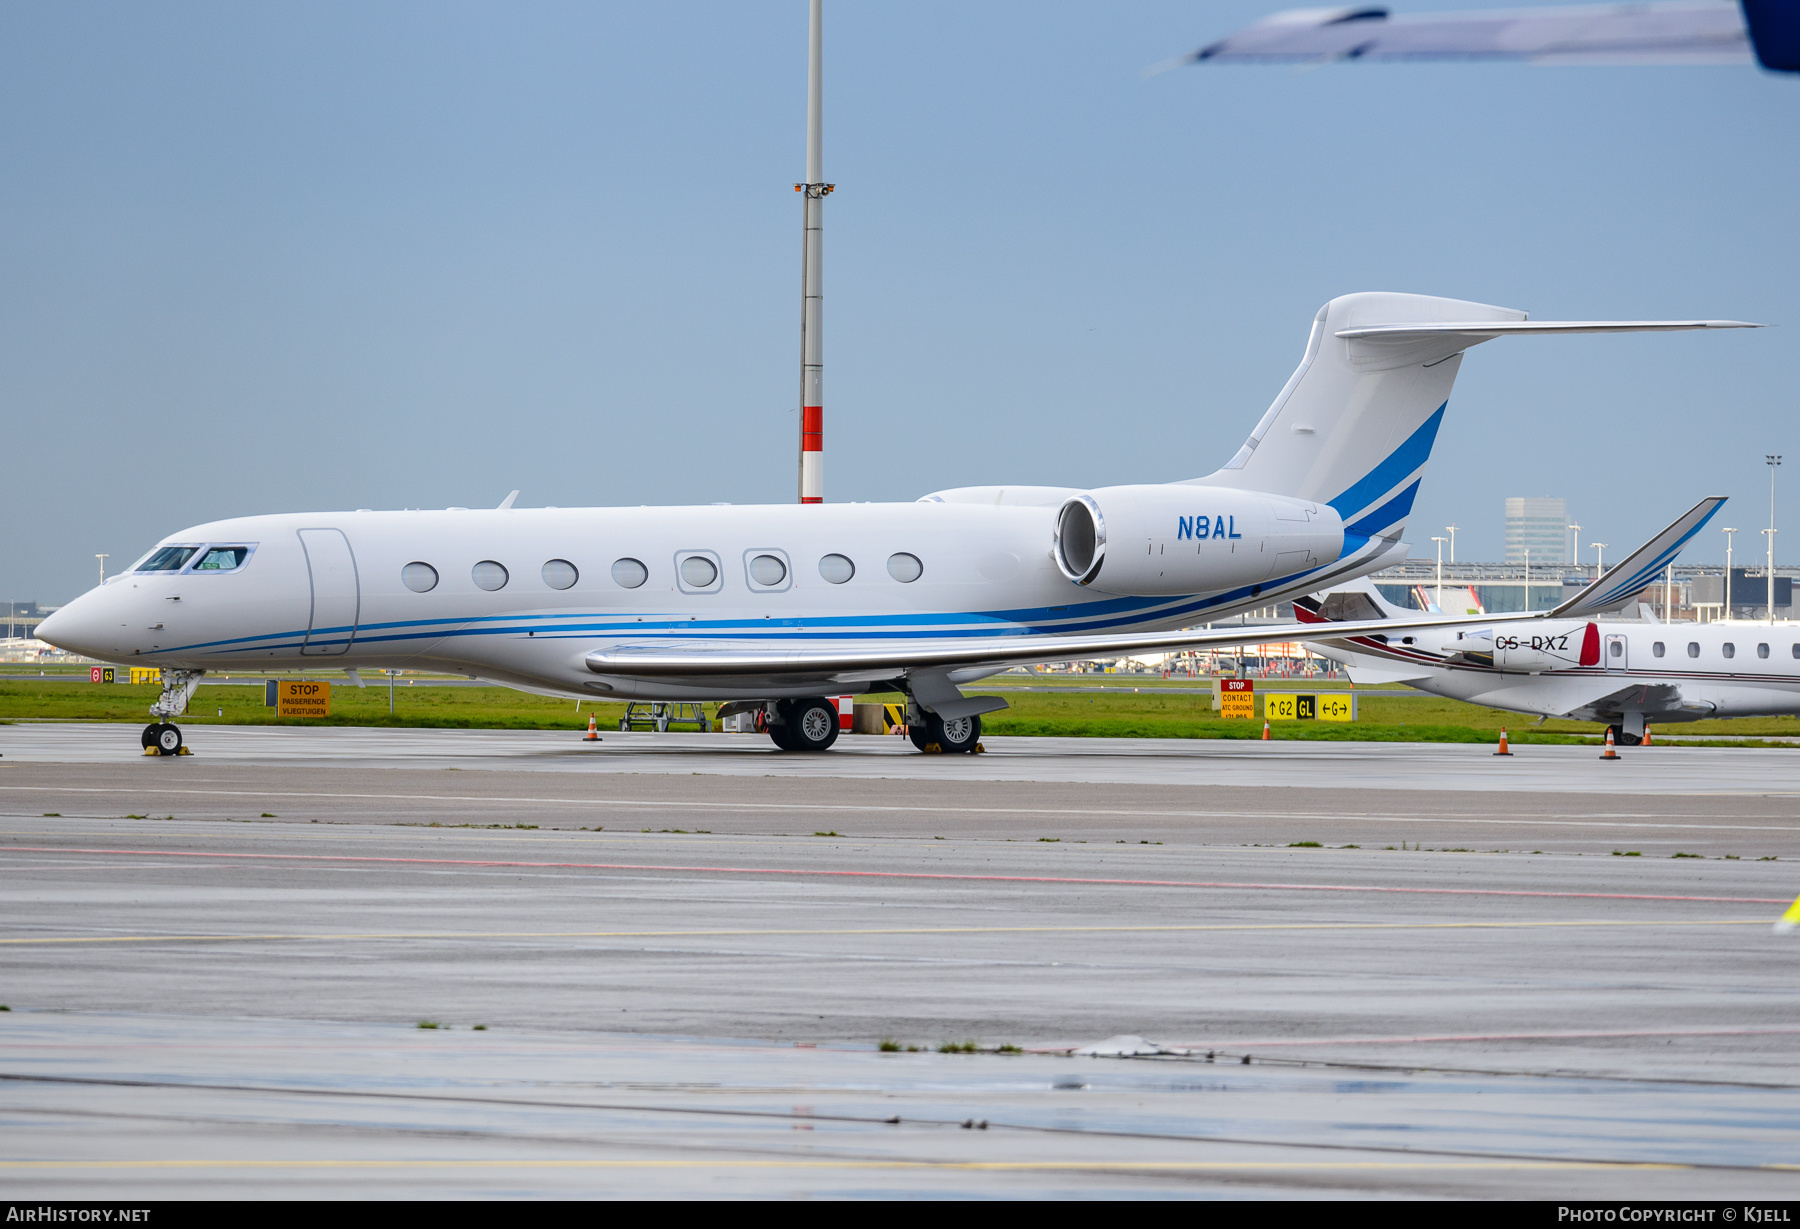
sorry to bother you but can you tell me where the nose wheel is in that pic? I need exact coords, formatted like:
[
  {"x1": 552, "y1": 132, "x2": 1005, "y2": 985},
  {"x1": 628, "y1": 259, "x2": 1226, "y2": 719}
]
[{"x1": 141, "y1": 723, "x2": 185, "y2": 756}]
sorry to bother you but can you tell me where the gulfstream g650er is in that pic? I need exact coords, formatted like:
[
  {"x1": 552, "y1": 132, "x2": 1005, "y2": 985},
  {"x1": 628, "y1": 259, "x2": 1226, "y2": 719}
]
[{"x1": 37, "y1": 292, "x2": 1752, "y2": 755}]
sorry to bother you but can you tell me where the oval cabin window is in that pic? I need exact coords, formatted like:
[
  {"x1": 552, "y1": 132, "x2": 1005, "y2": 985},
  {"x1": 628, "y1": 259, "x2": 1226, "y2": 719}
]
[
  {"x1": 1652, "y1": 642, "x2": 1665, "y2": 658},
  {"x1": 1688, "y1": 642, "x2": 1700, "y2": 658},
  {"x1": 472, "y1": 561, "x2": 509, "y2": 592},
  {"x1": 542, "y1": 559, "x2": 578, "y2": 590},
  {"x1": 1758, "y1": 643, "x2": 1771, "y2": 659},
  {"x1": 402, "y1": 562, "x2": 438, "y2": 593},
  {"x1": 680, "y1": 555, "x2": 718, "y2": 588},
  {"x1": 748, "y1": 554, "x2": 787, "y2": 586},
  {"x1": 611, "y1": 558, "x2": 648, "y2": 589},
  {"x1": 887, "y1": 552, "x2": 923, "y2": 583},
  {"x1": 1722, "y1": 642, "x2": 1736, "y2": 659},
  {"x1": 819, "y1": 554, "x2": 855, "y2": 584}
]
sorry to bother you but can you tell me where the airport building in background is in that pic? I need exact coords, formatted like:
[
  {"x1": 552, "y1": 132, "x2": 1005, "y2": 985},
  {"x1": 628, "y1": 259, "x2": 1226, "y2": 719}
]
[{"x1": 1504, "y1": 497, "x2": 1569, "y2": 564}]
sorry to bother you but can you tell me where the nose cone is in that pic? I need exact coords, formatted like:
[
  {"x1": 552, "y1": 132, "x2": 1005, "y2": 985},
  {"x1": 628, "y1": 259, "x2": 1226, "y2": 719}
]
[{"x1": 36, "y1": 589, "x2": 118, "y2": 659}]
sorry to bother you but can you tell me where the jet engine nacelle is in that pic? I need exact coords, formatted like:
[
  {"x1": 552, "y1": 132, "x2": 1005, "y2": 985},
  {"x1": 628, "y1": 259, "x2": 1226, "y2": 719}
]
[
  {"x1": 1439, "y1": 621, "x2": 1599, "y2": 672},
  {"x1": 1052, "y1": 484, "x2": 1343, "y2": 597}
]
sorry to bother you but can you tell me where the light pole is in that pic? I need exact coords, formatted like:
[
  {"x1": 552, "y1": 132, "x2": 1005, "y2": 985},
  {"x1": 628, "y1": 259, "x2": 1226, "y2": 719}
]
[
  {"x1": 1523, "y1": 547, "x2": 1530, "y2": 607},
  {"x1": 95, "y1": 554, "x2": 108, "y2": 586},
  {"x1": 1431, "y1": 536, "x2": 1446, "y2": 610},
  {"x1": 1722, "y1": 526, "x2": 1737, "y2": 621},
  {"x1": 1445, "y1": 524, "x2": 1458, "y2": 564},
  {"x1": 1592, "y1": 544, "x2": 1608, "y2": 584},
  {"x1": 1569, "y1": 522, "x2": 1581, "y2": 574},
  {"x1": 1766, "y1": 455, "x2": 1782, "y2": 625},
  {"x1": 795, "y1": 0, "x2": 829, "y2": 504}
]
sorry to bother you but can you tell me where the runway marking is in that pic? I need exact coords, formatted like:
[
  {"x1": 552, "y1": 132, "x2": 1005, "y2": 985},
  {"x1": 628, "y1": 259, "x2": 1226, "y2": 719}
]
[
  {"x1": 2, "y1": 845, "x2": 1788, "y2": 904},
  {"x1": 0, "y1": 1159, "x2": 1699, "y2": 1171},
  {"x1": 4, "y1": 785, "x2": 1800, "y2": 831},
  {"x1": 0, "y1": 919, "x2": 1770, "y2": 946},
  {"x1": 1158, "y1": 1025, "x2": 1800, "y2": 1049}
]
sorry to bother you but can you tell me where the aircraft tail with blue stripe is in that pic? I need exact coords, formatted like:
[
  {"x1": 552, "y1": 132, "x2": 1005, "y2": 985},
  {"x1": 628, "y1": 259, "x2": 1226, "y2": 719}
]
[
  {"x1": 1190, "y1": 293, "x2": 1756, "y2": 559},
  {"x1": 1192, "y1": 292, "x2": 1525, "y2": 549}
]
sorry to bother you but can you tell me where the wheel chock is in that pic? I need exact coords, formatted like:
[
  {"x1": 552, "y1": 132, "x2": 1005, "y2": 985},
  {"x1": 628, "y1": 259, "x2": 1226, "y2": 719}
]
[
  {"x1": 972, "y1": 742, "x2": 986, "y2": 754},
  {"x1": 922, "y1": 742, "x2": 943, "y2": 754},
  {"x1": 177, "y1": 746, "x2": 193, "y2": 755},
  {"x1": 143, "y1": 747, "x2": 159, "y2": 756}
]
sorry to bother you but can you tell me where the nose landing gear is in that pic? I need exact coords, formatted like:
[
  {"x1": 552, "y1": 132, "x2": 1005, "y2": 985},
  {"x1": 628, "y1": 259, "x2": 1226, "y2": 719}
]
[{"x1": 142, "y1": 669, "x2": 205, "y2": 757}]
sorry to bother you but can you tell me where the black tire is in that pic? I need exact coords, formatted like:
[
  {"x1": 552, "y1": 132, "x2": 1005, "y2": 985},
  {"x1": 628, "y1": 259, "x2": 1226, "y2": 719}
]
[
  {"x1": 909, "y1": 712, "x2": 981, "y2": 754},
  {"x1": 141, "y1": 724, "x2": 162, "y2": 749},
  {"x1": 779, "y1": 697, "x2": 840, "y2": 751},
  {"x1": 1608, "y1": 724, "x2": 1643, "y2": 747},
  {"x1": 154, "y1": 724, "x2": 183, "y2": 756},
  {"x1": 768, "y1": 721, "x2": 797, "y2": 750}
]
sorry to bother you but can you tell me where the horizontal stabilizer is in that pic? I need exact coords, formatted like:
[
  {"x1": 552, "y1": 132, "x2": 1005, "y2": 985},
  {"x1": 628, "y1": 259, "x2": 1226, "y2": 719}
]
[
  {"x1": 1337, "y1": 319, "x2": 1758, "y2": 340},
  {"x1": 1553, "y1": 496, "x2": 1727, "y2": 619}
]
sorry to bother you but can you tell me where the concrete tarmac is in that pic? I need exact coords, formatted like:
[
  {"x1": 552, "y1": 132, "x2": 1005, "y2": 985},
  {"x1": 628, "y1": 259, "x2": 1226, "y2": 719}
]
[{"x1": 3, "y1": 723, "x2": 1799, "y2": 1198}]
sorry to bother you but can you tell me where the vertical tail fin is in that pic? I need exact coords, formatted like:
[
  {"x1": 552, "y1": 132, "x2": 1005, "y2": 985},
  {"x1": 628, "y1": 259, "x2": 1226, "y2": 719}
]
[{"x1": 1192, "y1": 292, "x2": 1526, "y2": 543}]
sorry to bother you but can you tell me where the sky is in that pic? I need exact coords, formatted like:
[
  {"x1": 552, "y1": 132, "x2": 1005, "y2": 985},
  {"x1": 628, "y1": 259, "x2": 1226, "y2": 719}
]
[{"x1": 1, "y1": 1, "x2": 1794, "y2": 603}]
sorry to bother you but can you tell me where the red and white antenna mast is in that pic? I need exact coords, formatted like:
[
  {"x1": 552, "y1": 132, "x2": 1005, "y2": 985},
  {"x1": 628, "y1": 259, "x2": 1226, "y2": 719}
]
[{"x1": 795, "y1": 0, "x2": 830, "y2": 503}]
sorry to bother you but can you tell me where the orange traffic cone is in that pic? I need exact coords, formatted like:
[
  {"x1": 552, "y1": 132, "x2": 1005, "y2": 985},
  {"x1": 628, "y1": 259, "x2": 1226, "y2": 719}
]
[
  {"x1": 1642, "y1": 725, "x2": 1653, "y2": 747},
  {"x1": 1493, "y1": 727, "x2": 1512, "y2": 756},
  {"x1": 1261, "y1": 720, "x2": 1271, "y2": 741},
  {"x1": 583, "y1": 714, "x2": 601, "y2": 742},
  {"x1": 1599, "y1": 727, "x2": 1619, "y2": 760}
]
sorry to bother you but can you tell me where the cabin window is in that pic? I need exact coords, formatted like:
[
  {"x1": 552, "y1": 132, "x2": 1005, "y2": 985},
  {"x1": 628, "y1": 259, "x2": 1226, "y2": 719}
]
[
  {"x1": 1722, "y1": 642, "x2": 1736, "y2": 659},
  {"x1": 1609, "y1": 640, "x2": 1623, "y2": 659},
  {"x1": 747, "y1": 554, "x2": 788, "y2": 587},
  {"x1": 401, "y1": 562, "x2": 438, "y2": 593},
  {"x1": 1793, "y1": 644, "x2": 1800, "y2": 660},
  {"x1": 819, "y1": 553, "x2": 855, "y2": 584},
  {"x1": 1759, "y1": 642, "x2": 1771, "y2": 659},
  {"x1": 1688, "y1": 642, "x2": 1700, "y2": 658},
  {"x1": 542, "y1": 559, "x2": 578, "y2": 590},
  {"x1": 192, "y1": 546, "x2": 252, "y2": 572},
  {"x1": 137, "y1": 546, "x2": 198, "y2": 573},
  {"x1": 472, "y1": 560, "x2": 509, "y2": 592},
  {"x1": 1652, "y1": 642, "x2": 1665, "y2": 658},
  {"x1": 612, "y1": 558, "x2": 648, "y2": 588},
  {"x1": 887, "y1": 552, "x2": 923, "y2": 583},
  {"x1": 679, "y1": 555, "x2": 719, "y2": 589}
]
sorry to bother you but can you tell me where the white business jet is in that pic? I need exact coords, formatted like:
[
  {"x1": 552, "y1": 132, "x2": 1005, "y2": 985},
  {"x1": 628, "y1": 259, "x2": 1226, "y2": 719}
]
[
  {"x1": 36, "y1": 292, "x2": 1752, "y2": 756},
  {"x1": 1295, "y1": 496, "x2": 1800, "y2": 744}
]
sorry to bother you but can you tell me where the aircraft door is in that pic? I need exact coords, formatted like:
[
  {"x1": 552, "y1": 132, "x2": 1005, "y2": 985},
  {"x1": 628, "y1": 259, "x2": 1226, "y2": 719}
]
[
  {"x1": 1604, "y1": 633, "x2": 1628, "y2": 672},
  {"x1": 298, "y1": 528, "x2": 360, "y2": 656}
]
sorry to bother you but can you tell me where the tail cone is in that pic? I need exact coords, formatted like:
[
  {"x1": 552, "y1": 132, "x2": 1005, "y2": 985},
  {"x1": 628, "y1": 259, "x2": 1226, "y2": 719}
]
[
  {"x1": 1600, "y1": 727, "x2": 1619, "y2": 760},
  {"x1": 583, "y1": 714, "x2": 601, "y2": 742},
  {"x1": 1493, "y1": 727, "x2": 1512, "y2": 756}
]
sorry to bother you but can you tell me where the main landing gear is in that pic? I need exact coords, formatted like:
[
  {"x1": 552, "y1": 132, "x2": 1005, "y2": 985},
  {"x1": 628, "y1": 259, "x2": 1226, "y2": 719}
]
[
  {"x1": 142, "y1": 669, "x2": 205, "y2": 757},
  {"x1": 768, "y1": 697, "x2": 841, "y2": 752},
  {"x1": 908, "y1": 710, "x2": 982, "y2": 754}
]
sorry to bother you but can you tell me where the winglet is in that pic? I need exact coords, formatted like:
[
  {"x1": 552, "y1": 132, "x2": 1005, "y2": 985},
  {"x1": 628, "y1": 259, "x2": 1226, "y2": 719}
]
[
  {"x1": 1551, "y1": 497, "x2": 1727, "y2": 620},
  {"x1": 497, "y1": 490, "x2": 520, "y2": 510}
]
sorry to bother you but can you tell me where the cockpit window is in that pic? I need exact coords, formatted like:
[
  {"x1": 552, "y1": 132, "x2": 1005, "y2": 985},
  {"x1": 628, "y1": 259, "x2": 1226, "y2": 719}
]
[
  {"x1": 192, "y1": 546, "x2": 253, "y2": 572},
  {"x1": 137, "y1": 546, "x2": 199, "y2": 572}
]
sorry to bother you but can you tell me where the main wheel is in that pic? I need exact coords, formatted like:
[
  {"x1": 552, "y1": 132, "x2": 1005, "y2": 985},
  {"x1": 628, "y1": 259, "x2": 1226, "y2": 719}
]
[
  {"x1": 141, "y1": 724, "x2": 162, "y2": 749},
  {"x1": 777, "y1": 697, "x2": 840, "y2": 752},
  {"x1": 1607, "y1": 723, "x2": 1643, "y2": 747},
  {"x1": 768, "y1": 717, "x2": 797, "y2": 750},
  {"x1": 908, "y1": 712, "x2": 981, "y2": 754},
  {"x1": 154, "y1": 723, "x2": 183, "y2": 756}
]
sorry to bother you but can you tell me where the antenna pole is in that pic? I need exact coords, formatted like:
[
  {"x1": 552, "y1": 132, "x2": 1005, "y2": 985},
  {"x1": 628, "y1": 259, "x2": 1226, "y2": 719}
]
[{"x1": 796, "y1": 0, "x2": 830, "y2": 504}]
